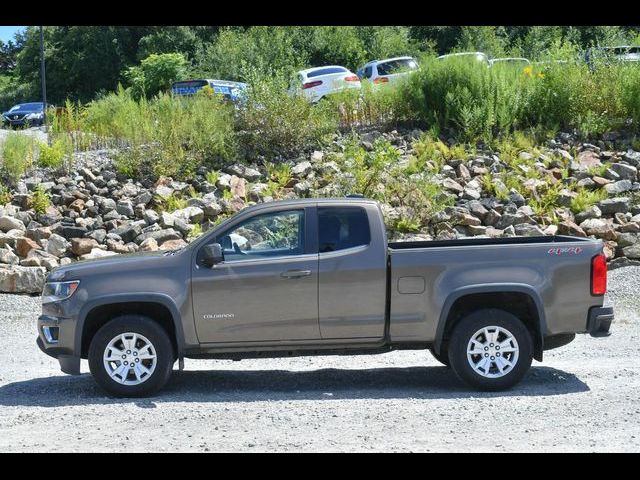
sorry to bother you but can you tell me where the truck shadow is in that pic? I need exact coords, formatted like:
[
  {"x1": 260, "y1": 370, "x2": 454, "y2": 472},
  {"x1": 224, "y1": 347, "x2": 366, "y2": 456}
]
[{"x1": 0, "y1": 365, "x2": 589, "y2": 408}]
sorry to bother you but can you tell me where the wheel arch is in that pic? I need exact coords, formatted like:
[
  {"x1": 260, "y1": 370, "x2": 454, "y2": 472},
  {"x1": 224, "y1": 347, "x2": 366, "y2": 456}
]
[
  {"x1": 76, "y1": 293, "x2": 185, "y2": 359},
  {"x1": 433, "y1": 284, "x2": 546, "y2": 362}
]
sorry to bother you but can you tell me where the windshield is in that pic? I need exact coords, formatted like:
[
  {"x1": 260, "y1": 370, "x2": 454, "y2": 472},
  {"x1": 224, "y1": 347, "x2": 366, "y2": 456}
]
[
  {"x1": 377, "y1": 58, "x2": 418, "y2": 75},
  {"x1": 171, "y1": 80, "x2": 209, "y2": 95},
  {"x1": 8, "y1": 103, "x2": 43, "y2": 112}
]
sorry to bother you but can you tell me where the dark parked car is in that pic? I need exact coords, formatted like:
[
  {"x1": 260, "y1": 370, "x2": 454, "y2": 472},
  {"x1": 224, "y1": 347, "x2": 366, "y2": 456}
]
[{"x1": 1, "y1": 102, "x2": 45, "y2": 128}]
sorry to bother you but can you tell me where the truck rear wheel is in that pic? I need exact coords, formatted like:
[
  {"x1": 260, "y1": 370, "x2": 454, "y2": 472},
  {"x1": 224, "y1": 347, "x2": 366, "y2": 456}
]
[
  {"x1": 448, "y1": 309, "x2": 533, "y2": 391},
  {"x1": 88, "y1": 315, "x2": 174, "y2": 397}
]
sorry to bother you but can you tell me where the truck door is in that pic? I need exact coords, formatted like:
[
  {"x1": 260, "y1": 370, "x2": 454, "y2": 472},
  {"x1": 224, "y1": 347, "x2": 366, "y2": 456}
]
[
  {"x1": 192, "y1": 206, "x2": 320, "y2": 343},
  {"x1": 317, "y1": 205, "x2": 388, "y2": 339}
]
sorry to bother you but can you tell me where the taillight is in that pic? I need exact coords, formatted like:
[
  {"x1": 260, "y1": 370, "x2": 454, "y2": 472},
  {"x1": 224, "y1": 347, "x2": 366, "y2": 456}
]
[
  {"x1": 344, "y1": 75, "x2": 359, "y2": 82},
  {"x1": 374, "y1": 77, "x2": 389, "y2": 84},
  {"x1": 303, "y1": 80, "x2": 323, "y2": 89},
  {"x1": 591, "y1": 254, "x2": 607, "y2": 295}
]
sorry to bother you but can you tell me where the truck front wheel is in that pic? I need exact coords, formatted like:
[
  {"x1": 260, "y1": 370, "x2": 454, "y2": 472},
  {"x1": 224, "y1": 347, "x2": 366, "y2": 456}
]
[
  {"x1": 88, "y1": 315, "x2": 174, "y2": 397},
  {"x1": 448, "y1": 309, "x2": 533, "y2": 391},
  {"x1": 429, "y1": 347, "x2": 450, "y2": 367}
]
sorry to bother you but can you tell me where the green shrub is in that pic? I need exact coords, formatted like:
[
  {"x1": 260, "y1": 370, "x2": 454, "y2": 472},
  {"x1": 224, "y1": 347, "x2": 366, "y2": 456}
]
[
  {"x1": 205, "y1": 170, "x2": 220, "y2": 186},
  {"x1": 37, "y1": 139, "x2": 68, "y2": 169},
  {"x1": 570, "y1": 188, "x2": 608, "y2": 214},
  {"x1": 29, "y1": 185, "x2": 50, "y2": 214},
  {"x1": 1, "y1": 132, "x2": 35, "y2": 184},
  {"x1": 158, "y1": 192, "x2": 189, "y2": 213},
  {"x1": 265, "y1": 162, "x2": 292, "y2": 186},
  {"x1": 236, "y1": 71, "x2": 337, "y2": 159},
  {"x1": 0, "y1": 185, "x2": 11, "y2": 205}
]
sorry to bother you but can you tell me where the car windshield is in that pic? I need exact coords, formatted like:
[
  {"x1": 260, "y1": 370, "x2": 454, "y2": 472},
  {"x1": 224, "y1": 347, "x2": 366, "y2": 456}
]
[
  {"x1": 8, "y1": 103, "x2": 43, "y2": 112},
  {"x1": 307, "y1": 67, "x2": 348, "y2": 78},
  {"x1": 376, "y1": 58, "x2": 418, "y2": 75}
]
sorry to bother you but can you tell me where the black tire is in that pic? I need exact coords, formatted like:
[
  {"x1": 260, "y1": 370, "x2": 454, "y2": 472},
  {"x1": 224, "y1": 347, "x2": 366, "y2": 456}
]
[
  {"x1": 448, "y1": 309, "x2": 533, "y2": 391},
  {"x1": 88, "y1": 315, "x2": 174, "y2": 397},
  {"x1": 429, "y1": 347, "x2": 450, "y2": 367}
]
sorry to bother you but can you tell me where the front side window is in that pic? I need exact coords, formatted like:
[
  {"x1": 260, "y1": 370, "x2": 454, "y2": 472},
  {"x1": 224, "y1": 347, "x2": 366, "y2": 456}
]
[
  {"x1": 318, "y1": 207, "x2": 370, "y2": 253},
  {"x1": 217, "y1": 210, "x2": 305, "y2": 262}
]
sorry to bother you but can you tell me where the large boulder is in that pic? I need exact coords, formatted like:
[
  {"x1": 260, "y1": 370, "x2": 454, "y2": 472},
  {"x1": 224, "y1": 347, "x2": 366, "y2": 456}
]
[
  {"x1": 0, "y1": 216, "x2": 26, "y2": 233},
  {"x1": 71, "y1": 238, "x2": 99, "y2": 256},
  {"x1": 0, "y1": 265, "x2": 46, "y2": 294},
  {"x1": 46, "y1": 234, "x2": 70, "y2": 257},
  {"x1": 598, "y1": 198, "x2": 630, "y2": 216}
]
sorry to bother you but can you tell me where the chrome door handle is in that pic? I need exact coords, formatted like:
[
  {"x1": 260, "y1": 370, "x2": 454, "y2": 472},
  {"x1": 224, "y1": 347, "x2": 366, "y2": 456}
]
[{"x1": 281, "y1": 269, "x2": 312, "y2": 279}]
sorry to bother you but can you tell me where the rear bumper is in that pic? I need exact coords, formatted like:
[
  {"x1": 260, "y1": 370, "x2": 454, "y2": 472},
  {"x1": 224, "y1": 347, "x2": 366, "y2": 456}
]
[{"x1": 587, "y1": 306, "x2": 614, "y2": 337}]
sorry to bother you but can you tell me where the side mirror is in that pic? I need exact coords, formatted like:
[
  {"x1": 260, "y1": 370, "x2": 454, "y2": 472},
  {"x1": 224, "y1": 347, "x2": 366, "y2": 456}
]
[{"x1": 202, "y1": 243, "x2": 224, "y2": 267}]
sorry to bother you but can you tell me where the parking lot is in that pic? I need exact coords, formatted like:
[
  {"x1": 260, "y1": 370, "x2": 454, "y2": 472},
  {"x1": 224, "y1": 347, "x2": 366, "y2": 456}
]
[{"x1": 0, "y1": 266, "x2": 639, "y2": 452}]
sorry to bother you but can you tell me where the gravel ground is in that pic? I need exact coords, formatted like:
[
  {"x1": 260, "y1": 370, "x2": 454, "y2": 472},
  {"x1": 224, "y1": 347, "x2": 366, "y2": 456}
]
[
  {"x1": 0, "y1": 268, "x2": 639, "y2": 452},
  {"x1": 0, "y1": 126, "x2": 48, "y2": 144}
]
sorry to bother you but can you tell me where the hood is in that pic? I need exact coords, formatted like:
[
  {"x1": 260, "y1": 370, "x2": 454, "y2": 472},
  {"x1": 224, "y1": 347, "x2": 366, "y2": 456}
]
[{"x1": 47, "y1": 249, "x2": 183, "y2": 282}]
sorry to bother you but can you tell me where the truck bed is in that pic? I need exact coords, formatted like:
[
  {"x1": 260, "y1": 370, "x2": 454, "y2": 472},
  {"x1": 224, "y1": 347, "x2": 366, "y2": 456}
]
[
  {"x1": 387, "y1": 235, "x2": 602, "y2": 343},
  {"x1": 388, "y1": 235, "x2": 589, "y2": 250}
]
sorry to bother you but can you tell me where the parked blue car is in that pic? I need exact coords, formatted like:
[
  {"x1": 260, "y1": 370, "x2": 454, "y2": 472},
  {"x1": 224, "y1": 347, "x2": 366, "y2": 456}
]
[
  {"x1": 2, "y1": 102, "x2": 45, "y2": 128},
  {"x1": 170, "y1": 79, "x2": 248, "y2": 104}
]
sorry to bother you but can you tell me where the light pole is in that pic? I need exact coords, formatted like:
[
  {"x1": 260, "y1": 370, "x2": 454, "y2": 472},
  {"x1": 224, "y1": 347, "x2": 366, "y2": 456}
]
[{"x1": 39, "y1": 26, "x2": 47, "y2": 135}]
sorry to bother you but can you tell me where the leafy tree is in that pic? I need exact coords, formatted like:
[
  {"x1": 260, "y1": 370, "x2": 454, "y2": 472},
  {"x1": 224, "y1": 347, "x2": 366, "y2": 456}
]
[{"x1": 125, "y1": 53, "x2": 189, "y2": 99}]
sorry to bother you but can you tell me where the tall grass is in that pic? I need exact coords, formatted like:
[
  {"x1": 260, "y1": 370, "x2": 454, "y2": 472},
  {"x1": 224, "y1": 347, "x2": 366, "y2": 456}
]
[
  {"x1": 0, "y1": 132, "x2": 36, "y2": 184},
  {"x1": 50, "y1": 86, "x2": 237, "y2": 178},
  {"x1": 400, "y1": 55, "x2": 640, "y2": 141},
  {"x1": 47, "y1": 54, "x2": 640, "y2": 181},
  {"x1": 236, "y1": 72, "x2": 337, "y2": 159}
]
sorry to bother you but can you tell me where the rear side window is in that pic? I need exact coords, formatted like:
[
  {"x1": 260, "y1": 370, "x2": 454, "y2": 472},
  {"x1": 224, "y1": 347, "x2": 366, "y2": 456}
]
[
  {"x1": 364, "y1": 65, "x2": 373, "y2": 79},
  {"x1": 307, "y1": 67, "x2": 348, "y2": 78},
  {"x1": 318, "y1": 207, "x2": 371, "y2": 253}
]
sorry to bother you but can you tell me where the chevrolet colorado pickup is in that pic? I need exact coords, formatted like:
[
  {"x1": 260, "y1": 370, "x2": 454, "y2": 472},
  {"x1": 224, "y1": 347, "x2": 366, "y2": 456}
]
[{"x1": 37, "y1": 198, "x2": 613, "y2": 397}]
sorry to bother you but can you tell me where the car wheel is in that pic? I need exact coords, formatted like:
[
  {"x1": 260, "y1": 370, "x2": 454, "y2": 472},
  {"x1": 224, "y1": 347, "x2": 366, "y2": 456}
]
[
  {"x1": 448, "y1": 309, "x2": 533, "y2": 391},
  {"x1": 429, "y1": 347, "x2": 450, "y2": 367},
  {"x1": 88, "y1": 315, "x2": 174, "y2": 397}
]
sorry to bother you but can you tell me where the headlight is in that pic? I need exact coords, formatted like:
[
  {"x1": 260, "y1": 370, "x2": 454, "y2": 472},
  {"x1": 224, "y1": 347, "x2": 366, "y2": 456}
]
[{"x1": 42, "y1": 281, "x2": 80, "y2": 304}]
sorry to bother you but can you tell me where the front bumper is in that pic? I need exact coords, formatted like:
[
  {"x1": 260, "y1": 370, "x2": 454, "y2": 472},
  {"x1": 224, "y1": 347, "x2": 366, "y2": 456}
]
[
  {"x1": 587, "y1": 306, "x2": 614, "y2": 337},
  {"x1": 37, "y1": 314, "x2": 81, "y2": 375}
]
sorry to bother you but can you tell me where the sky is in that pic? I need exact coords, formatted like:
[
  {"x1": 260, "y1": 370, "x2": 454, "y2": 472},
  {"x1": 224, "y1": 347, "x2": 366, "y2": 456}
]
[{"x1": 0, "y1": 26, "x2": 26, "y2": 43}]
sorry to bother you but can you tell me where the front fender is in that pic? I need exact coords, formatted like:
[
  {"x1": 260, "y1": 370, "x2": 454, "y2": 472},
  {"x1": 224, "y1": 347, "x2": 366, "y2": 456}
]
[{"x1": 75, "y1": 293, "x2": 186, "y2": 357}]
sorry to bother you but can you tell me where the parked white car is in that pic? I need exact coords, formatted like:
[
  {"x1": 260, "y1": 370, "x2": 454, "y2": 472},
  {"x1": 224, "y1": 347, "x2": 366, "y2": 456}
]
[
  {"x1": 288, "y1": 66, "x2": 361, "y2": 103},
  {"x1": 437, "y1": 52, "x2": 490, "y2": 66},
  {"x1": 488, "y1": 57, "x2": 531, "y2": 68},
  {"x1": 356, "y1": 56, "x2": 419, "y2": 85}
]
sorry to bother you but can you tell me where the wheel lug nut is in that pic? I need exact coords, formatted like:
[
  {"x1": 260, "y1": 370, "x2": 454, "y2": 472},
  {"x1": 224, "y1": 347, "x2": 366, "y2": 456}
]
[
  {"x1": 133, "y1": 352, "x2": 137, "y2": 356},
  {"x1": 124, "y1": 361, "x2": 128, "y2": 365},
  {"x1": 485, "y1": 353, "x2": 489, "y2": 357},
  {"x1": 496, "y1": 346, "x2": 500, "y2": 350},
  {"x1": 490, "y1": 343, "x2": 494, "y2": 347},
  {"x1": 135, "y1": 358, "x2": 139, "y2": 362},
  {"x1": 122, "y1": 355, "x2": 126, "y2": 359},
  {"x1": 497, "y1": 353, "x2": 501, "y2": 357},
  {"x1": 490, "y1": 356, "x2": 495, "y2": 360},
  {"x1": 127, "y1": 350, "x2": 131, "y2": 354},
  {"x1": 484, "y1": 347, "x2": 489, "y2": 351}
]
